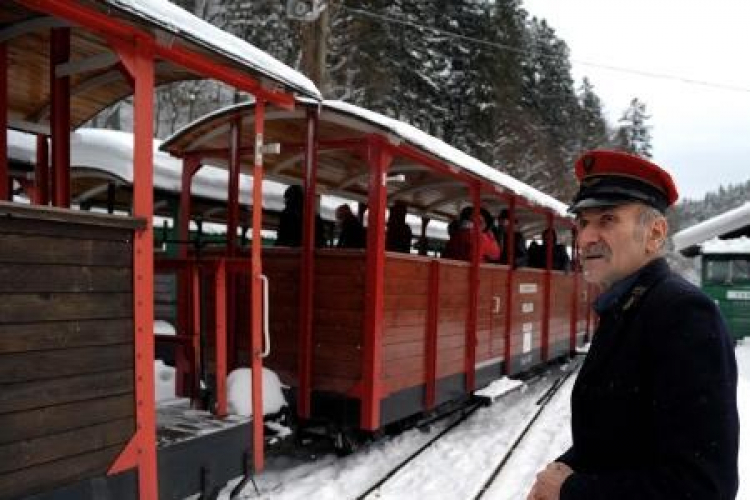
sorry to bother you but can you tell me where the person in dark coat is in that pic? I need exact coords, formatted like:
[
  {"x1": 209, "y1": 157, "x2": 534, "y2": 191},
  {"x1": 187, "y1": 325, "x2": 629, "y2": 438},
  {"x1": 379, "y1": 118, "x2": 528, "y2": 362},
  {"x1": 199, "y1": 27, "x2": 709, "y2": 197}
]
[
  {"x1": 495, "y1": 209, "x2": 528, "y2": 267},
  {"x1": 386, "y1": 200, "x2": 412, "y2": 253},
  {"x1": 527, "y1": 228, "x2": 571, "y2": 271},
  {"x1": 528, "y1": 150, "x2": 739, "y2": 500},
  {"x1": 334, "y1": 203, "x2": 366, "y2": 249},
  {"x1": 275, "y1": 184, "x2": 327, "y2": 248}
]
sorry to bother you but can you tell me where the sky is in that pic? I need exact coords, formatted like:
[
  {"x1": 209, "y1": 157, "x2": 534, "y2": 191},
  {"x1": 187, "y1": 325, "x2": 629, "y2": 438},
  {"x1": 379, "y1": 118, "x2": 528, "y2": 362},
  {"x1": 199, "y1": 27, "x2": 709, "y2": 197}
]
[{"x1": 521, "y1": 0, "x2": 750, "y2": 200}]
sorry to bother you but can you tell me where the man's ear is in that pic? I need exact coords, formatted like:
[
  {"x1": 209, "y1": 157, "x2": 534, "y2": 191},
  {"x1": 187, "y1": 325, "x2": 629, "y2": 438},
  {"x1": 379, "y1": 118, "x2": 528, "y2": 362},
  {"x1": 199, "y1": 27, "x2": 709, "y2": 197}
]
[{"x1": 647, "y1": 217, "x2": 668, "y2": 253}]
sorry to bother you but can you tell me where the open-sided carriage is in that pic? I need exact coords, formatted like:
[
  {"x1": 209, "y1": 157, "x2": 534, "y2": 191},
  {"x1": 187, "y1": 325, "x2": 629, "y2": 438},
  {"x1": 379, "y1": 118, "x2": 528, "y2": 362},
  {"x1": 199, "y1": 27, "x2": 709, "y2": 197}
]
[
  {"x1": 0, "y1": 1, "x2": 319, "y2": 498},
  {"x1": 0, "y1": 2, "x2": 592, "y2": 499}
]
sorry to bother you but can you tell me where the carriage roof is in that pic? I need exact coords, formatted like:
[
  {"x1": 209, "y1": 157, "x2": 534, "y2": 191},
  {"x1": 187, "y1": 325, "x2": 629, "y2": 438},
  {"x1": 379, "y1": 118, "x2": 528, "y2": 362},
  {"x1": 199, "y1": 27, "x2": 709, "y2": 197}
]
[
  {"x1": 673, "y1": 202, "x2": 750, "y2": 256},
  {"x1": 2, "y1": 0, "x2": 320, "y2": 135},
  {"x1": 161, "y1": 99, "x2": 571, "y2": 234}
]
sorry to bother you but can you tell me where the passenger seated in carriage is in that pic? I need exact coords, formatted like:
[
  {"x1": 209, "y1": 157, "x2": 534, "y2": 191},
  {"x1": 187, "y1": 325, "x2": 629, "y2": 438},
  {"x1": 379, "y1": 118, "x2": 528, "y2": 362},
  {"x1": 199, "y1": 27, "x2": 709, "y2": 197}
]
[
  {"x1": 334, "y1": 203, "x2": 366, "y2": 249},
  {"x1": 528, "y1": 228, "x2": 571, "y2": 271},
  {"x1": 275, "y1": 184, "x2": 327, "y2": 248},
  {"x1": 385, "y1": 200, "x2": 413, "y2": 253},
  {"x1": 494, "y1": 209, "x2": 528, "y2": 267},
  {"x1": 443, "y1": 206, "x2": 501, "y2": 262}
]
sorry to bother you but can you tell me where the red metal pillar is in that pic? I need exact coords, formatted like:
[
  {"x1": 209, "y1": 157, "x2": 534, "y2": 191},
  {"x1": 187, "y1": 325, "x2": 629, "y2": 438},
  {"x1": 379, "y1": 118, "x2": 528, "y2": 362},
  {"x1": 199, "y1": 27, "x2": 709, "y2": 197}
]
[
  {"x1": 361, "y1": 137, "x2": 391, "y2": 430},
  {"x1": 570, "y1": 228, "x2": 579, "y2": 355},
  {"x1": 465, "y1": 184, "x2": 481, "y2": 391},
  {"x1": 50, "y1": 28, "x2": 70, "y2": 208},
  {"x1": 250, "y1": 100, "x2": 266, "y2": 470},
  {"x1": 227, "y1": 120, "x2": 242, "y2": 370},
  {"x1": 178, "y1": 156, "x2": 201, "y2": 258},
  {"x1": 424, "y1": 259, "x2": 440, "y2": 409},
  {"x1": 503, "y1": 197, "x2": 517, "y2": 375},
  {"x1": 214, "y1": 259, "x2": 228, "y2": 417},
  {"x1": 107, "y1": 37, "x2": 158, "y2": 500},
  {"x1": 541, "y1": 213, "x2": 553, "y2": 361},
  {"x1": 190, "y1": 262, "x2": 202, "y2": 402},
  {"x1": 298, "y1": 106, "x2": 318, "y2": 420},
  {"x1": 227, "y1": 119, "x2": 241, "y2": 256},
  {"x1": 0, "y1": 43, "x2": 7, "y2": 201},
  {"x1": 34, "y1": 135, "x2": 50, "y2": 205}
]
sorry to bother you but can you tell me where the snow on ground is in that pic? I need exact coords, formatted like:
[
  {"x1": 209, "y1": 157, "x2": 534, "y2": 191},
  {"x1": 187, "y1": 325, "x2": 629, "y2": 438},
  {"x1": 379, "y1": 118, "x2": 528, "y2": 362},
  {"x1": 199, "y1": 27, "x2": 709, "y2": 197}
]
[
  {"x1": 219, "y1": 342, "x2": 750, "y2": 500},
  {"x1": 227, "y1": 367, "x2": 288, "y2": 416}
]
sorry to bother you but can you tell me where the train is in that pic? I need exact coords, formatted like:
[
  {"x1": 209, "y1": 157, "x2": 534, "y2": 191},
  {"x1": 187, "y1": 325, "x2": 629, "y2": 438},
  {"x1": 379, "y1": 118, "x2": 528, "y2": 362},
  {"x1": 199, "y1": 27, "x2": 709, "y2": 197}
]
[{"x1": 0, "y1": 1, "x2": 592, "y2": 499}]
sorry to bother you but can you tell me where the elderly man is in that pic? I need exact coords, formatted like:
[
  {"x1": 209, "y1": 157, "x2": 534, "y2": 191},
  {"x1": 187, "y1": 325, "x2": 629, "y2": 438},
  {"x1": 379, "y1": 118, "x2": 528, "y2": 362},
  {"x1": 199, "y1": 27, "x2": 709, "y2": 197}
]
[{"x1": 528, "y1": 150, "x2": 739, "y2": 500}]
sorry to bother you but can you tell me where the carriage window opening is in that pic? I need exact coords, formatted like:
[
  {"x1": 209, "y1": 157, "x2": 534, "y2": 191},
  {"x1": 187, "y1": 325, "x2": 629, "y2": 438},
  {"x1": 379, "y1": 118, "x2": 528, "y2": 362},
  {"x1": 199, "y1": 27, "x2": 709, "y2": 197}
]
[
  {"x1": 731, "y1": 258, "x2": 750, "y2": 282},
  {"x1": 705, "y1": 260, "x2": 730, "y2": 284}
]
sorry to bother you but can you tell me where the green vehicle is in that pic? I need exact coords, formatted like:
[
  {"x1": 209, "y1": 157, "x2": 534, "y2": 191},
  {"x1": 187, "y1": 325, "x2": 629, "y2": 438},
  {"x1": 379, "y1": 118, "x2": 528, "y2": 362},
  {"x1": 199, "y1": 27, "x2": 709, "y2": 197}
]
[{"x1": 701, "y1": 242, "x2": 750, "y2": 342}]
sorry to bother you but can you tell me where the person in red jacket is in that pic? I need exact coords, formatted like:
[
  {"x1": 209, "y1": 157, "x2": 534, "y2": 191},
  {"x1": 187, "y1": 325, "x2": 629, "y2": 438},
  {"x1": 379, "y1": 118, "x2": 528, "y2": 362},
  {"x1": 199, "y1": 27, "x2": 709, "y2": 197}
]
[{"x1": 443, "y1": 207, "x2": 500, "y2": 262}]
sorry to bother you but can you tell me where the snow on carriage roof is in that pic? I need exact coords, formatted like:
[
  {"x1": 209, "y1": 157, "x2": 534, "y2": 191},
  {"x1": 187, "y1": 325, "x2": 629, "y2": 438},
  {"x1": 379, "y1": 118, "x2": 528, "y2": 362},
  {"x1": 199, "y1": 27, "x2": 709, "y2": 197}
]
[
  {"x1": 701, "y1": 237, "x2": 750, "y2": 255},
  {"x1": 102, "y1": 0, "x2": 321, "y2": 100},
  {"x1": 672, "y1": 202, "x2": 750, "y2": 253},
  {"x1": 8, "y1": 129, "x2": 450, "y2": 239},
  {"x1": 320, "y1": 100, "x2": 571, "y2": 218},
  {"x1": 8, "y1": 128, "x2": 279, "y2": 208}
]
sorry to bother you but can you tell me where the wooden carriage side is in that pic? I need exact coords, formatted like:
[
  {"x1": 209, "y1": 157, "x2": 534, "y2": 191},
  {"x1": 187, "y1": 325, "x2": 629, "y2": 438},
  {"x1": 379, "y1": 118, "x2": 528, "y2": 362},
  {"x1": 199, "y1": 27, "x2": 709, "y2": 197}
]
[{"x1": 0, "y1": 202, "x2": 143, "y2": 499}]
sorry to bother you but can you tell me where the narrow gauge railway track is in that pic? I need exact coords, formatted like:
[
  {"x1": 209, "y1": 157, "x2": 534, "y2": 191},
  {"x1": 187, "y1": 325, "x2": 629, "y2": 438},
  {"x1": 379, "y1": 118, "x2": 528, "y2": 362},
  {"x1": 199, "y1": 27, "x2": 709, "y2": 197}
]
[
  {"x1": 356, "y1": 360, "x2": 579, "y2": 500},
  {"x1": 355, "y1": 400, "x2": 484, "y2": 500},
  {"x1": 471, "y1": 362, "x2": 580, "y2": 500}
]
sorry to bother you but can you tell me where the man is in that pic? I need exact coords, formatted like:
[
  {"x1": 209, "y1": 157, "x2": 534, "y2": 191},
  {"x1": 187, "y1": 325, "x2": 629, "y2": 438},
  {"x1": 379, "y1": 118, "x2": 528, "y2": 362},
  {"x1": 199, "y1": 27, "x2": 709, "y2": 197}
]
[
  {"x1": 528, "y1": 150, "x2": 739, "y2": 500},
  {"x1": 334, "y1": 203, "x2": 366, "y2": 249}
]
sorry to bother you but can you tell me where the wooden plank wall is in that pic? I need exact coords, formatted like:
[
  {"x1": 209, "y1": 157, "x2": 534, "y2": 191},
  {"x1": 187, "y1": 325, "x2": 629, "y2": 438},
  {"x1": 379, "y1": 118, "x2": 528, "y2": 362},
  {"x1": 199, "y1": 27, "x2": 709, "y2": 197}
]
[
  {"x1": 0, "y1": 214, "x2": 136, "y2": 499},
  {"x1": 509, "y1": 269, "x2": 545, "y2": 373},
  {"x1": 381, "y1": 254, "x2": 430, "y2": 394},
  {"x1": 436, "y1": 262, "x2": 470, "y2": 378},
  {"x1": 262, "y1": 249, "x2": 301, "y2": 386},
  {"x1": 313, "y1": 250, "x2": 366, "y2": 393},
  {"x1": 476, "y1": 264, "x2": 508, "y2": 368},
  {"x1": 549, "y1": 272, "x2": 574, "y2": 359}
]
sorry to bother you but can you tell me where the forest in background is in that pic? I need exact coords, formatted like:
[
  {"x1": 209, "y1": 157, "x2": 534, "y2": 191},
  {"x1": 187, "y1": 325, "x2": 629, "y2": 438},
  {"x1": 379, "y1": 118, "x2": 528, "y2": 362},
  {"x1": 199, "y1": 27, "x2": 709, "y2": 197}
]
[{"x1": 89, "y1": 0, "x2": 747, "y2": 232}]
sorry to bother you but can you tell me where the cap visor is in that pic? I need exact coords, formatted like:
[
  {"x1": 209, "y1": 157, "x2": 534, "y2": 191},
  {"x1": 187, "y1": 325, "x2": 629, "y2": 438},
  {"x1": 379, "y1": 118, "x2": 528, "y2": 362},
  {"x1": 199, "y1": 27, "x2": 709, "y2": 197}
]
[{"x1": 567, "y1": 197, "x2": 628, "y2": 213}]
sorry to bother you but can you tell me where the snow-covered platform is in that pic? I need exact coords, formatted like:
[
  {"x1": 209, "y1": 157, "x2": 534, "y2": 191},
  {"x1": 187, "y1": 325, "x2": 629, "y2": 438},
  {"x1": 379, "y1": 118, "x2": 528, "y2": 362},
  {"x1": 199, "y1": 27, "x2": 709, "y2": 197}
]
[{"x1": 156, "y1": 399, "x2": 253, "y2": 499}]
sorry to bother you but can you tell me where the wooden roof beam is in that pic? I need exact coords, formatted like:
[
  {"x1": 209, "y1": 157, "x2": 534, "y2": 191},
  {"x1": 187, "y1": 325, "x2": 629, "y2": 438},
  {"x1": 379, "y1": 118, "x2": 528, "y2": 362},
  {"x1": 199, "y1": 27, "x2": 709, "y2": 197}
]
[{"x1": 0, "y1": 15, "x2": 70, "y2": 43}]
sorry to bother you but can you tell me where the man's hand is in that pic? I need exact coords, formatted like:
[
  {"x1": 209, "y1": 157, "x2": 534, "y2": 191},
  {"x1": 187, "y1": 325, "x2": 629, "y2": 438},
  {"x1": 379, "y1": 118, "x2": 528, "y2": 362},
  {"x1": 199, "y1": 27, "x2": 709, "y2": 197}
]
[{"x1": 526, "y1": 462, "x2": 574, "y2": 500}]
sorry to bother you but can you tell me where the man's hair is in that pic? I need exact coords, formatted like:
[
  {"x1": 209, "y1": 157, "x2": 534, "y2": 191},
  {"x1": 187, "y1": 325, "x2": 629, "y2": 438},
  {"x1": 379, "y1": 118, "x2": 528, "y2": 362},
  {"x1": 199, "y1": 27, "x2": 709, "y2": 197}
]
[{"x1": 634, "y1": 204, "x2": 667, "y2": 251}]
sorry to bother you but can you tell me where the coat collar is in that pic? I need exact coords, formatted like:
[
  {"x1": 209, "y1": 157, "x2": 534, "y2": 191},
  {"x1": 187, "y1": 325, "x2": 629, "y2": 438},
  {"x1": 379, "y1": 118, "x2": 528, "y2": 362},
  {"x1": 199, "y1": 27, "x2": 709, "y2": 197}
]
[{"x1": 593, "y1": 257, "x2": 670, "y2": 315}]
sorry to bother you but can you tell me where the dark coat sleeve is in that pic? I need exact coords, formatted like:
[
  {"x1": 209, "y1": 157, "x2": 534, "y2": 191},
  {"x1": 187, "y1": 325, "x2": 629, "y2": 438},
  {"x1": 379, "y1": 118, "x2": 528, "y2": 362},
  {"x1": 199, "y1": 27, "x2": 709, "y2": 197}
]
[{"x1": 561, "y1": 289, "x2": 739, "y2": 499}]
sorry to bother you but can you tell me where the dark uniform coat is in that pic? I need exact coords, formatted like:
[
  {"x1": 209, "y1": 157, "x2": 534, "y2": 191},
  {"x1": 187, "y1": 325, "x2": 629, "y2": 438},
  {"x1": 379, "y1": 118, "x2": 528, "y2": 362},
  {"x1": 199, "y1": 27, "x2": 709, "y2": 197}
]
[{"x1": 559, "y1": 258, "x2": 739, "y2": 499}]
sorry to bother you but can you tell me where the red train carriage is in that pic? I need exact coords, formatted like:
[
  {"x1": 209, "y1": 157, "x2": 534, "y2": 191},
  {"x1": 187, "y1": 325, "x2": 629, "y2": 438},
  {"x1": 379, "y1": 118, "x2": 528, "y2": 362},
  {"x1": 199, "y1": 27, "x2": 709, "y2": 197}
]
[
  {"x1": 0, "y1": 1, "x2": 319, "y2": 499},
  {"x1": 159, "y1": 99, "x2": 591, "y2": 436}
]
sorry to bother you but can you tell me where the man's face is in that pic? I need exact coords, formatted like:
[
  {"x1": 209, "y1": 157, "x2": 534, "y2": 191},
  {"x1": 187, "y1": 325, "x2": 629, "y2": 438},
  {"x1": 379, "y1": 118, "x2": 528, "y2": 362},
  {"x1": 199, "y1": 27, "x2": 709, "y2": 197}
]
[{"x1": 575, "y1": 203, "x2": 656, "y2": 289}]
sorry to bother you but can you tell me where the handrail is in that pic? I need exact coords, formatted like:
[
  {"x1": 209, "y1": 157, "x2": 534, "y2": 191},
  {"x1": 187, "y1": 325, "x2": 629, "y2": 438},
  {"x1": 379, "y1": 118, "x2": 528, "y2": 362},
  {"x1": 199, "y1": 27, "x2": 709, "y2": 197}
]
[{"x1": 260, "y1": 273, "x2": 270, "y2": 358}]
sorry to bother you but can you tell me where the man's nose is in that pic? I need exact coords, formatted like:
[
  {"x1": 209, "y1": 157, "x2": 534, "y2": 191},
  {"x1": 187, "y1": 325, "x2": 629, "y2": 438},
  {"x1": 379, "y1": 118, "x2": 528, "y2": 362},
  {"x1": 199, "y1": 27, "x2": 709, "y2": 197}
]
[{"x1": 576, "y1": 224, "x2": 599, "y2": 248}]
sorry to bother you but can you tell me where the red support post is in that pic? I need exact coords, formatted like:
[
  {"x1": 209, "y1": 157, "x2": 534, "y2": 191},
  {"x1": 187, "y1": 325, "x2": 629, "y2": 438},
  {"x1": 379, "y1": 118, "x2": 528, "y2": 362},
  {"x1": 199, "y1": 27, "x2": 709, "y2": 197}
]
[
  {"x1": 50, "y1": 28, "x2": 70, "y2": 208},
  {"x1": 34, "y1": 135, "x2": 50, "y2": 205},
  {"x1": 227, "y1": 120, "x2": 242, "y2": 370},
  {"x1": 178, "y1": 156, "x2": 201, "y2": 258},
  {"x1": 298, "y1": 107, "x2": 318, "y2": 420},
  {"x1": 108, "y1": 36, "x2": 158, "y2": 500},
  {"x1": 0, "y1": 43, "x2": 7, "y2": 201},
  {"x1": 424, "y1": 260, "x2": 440, "y2": 409},
  {"x1": 542, "y1": 213, "x2": 553, "y2": 361},
  {"x1": 191, "y1": 262, "x2": 202, "y2": 402},
  {"x1": 570, "y1": 229, "x2": 579, "y2": 355},
  {"x1": 250, "y1": 100, "x2": 266, "y2": 471},
  {"x1": 214, "y1": 259, "x2": 228, "y2": 417},
  {"x1": 361, "y1": 136, "x2": 391, "y2": 430},
  {"x1": 503, "y1": 197, "x2": 517, "y2": 375},
  {"x1": 227, "y1": 120, "x2": 241, "y2": 256},
  {"x1": 465, "y1": 184, "x2": 481, "y2": 391}
]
